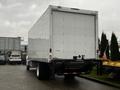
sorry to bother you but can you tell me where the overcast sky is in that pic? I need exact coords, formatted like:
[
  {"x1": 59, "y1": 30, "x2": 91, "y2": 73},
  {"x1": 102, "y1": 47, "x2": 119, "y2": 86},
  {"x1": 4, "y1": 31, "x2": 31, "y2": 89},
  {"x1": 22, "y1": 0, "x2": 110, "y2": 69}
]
[{"x1": 0, "y1": 0, "x2": 120, "y2": 44}]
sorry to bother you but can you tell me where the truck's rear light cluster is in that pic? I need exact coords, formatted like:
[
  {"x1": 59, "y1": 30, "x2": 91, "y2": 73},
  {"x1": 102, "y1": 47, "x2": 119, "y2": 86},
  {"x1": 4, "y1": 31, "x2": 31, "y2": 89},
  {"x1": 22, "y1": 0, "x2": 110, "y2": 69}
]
[
  {"x1": 49, "y1": 48, "x2": 52, "y2": 60},
  {"x1": 73, "y1": 55, "x2": 85, "y2": 60},
  {"x1": 49, "y1": 48, "x2": 52, "y2": 53}
]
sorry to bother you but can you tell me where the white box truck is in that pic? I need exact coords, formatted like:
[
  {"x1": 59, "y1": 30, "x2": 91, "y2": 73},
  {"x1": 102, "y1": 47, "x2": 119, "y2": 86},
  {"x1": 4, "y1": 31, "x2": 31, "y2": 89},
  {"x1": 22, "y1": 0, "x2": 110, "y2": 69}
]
[{"x1": 27, "y1": 5, "x2": 98, "y2": 80}]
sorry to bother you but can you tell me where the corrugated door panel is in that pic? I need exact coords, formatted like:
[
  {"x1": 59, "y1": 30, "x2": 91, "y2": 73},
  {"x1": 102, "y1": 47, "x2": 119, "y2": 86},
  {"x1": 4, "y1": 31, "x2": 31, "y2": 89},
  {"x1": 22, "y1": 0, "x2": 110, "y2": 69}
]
[{"x1": 52, "y1": 11, "x2": 96, "y2": 59}]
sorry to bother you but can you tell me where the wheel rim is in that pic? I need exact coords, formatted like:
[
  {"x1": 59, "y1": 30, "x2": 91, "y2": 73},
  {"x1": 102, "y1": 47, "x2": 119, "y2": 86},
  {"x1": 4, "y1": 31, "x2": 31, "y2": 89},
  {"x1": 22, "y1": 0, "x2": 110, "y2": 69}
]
[{"x1": 37, "y1": 66, "x2": 39, "y2": 77}]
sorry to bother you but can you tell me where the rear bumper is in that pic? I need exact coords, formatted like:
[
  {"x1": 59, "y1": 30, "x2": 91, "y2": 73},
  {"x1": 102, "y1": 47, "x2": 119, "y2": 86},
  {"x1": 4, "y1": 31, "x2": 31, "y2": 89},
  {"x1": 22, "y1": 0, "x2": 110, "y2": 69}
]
[
  {"x1": 54, "y1": 59, "x2": 95, "y2": 75},
  {"x1": 8, "y1": 61, "x2": 21, "y2": 64},
  {"x1": 9, "y1": 59, "x2": 22, "y2": 62},
  {"x1": 64, "y1": 68, "x2": 82, "y2": 75}
]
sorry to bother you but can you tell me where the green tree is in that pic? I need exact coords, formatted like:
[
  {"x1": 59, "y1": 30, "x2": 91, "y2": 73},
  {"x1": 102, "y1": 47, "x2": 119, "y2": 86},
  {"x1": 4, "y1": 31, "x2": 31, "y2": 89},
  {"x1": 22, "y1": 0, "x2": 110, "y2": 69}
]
[
  {"x1": 110, "y1": 32, "x2": 120, "y2": 60},
  {"x1": 98, "y1": 38, "x2": 101, "y2": 51},
  {"x1": 105, "y1": 40, "x2": 109, "y2": 59},
  {"x1": 100, "y1": 32, "x2": 108, "y2": 58}
]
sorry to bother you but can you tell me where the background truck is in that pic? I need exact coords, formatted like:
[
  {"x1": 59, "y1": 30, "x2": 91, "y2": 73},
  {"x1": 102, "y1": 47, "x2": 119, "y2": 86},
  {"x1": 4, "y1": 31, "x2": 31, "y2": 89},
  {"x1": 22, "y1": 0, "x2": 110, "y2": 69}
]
[{"x1": 27, "y1": 5, "x2": 98, "y2": 80}]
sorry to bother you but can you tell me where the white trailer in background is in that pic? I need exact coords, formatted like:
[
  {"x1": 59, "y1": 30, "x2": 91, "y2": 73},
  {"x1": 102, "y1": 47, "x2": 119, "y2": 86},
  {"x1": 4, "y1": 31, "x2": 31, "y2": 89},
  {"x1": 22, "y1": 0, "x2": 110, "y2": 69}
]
[
  {"x1": 0, "y1": 37, "x2": 21, "y2": 51},
  {"x1": 0, "y1": 37, "x2": 21, "y2": 63},
  {"x1": 27, "y1": 5, "x2": 98, "y2": 80}
]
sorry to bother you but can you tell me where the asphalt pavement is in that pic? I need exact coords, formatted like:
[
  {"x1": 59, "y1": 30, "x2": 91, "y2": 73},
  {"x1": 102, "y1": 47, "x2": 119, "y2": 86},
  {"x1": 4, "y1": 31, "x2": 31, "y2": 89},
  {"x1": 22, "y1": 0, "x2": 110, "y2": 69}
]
[{"x1": 0, "y1": 65, "x2": 119, "y2": 90}]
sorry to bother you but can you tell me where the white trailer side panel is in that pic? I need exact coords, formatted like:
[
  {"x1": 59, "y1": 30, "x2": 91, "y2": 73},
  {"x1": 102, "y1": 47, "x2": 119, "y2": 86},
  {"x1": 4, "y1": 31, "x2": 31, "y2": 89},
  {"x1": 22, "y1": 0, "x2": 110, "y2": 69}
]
[
  {"x1": 14, "y1": 38, "x2": 21, "y2": 50},
  {"x1": 52, "y1": 11, "x2": 97, "y2": 59},
  {"x1": 28, "y1": 8, "x2": 50, "y2": 61},
  {"x1": 0, "y1": 37, "x2": 21, "y2": 51},
  {"x1": 0, "y1": 38, "x2": 5, "y2": 50},
  {"x1": 8, "y1": 38, "x2": 14, "y2": 50},
  {"x1": 5, "y1": 38, "x2": 8, "y2": 50}
]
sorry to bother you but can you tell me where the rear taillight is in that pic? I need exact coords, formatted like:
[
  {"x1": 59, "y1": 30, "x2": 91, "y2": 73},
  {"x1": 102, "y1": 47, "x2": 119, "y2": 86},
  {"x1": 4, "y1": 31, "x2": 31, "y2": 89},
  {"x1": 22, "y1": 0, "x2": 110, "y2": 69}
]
[
  {"x1": 49, "y1": 48, "x2": 52, "y2": 53},
  {"x1": 49, "y1": 48, "x2": 52, "y2": 60}
]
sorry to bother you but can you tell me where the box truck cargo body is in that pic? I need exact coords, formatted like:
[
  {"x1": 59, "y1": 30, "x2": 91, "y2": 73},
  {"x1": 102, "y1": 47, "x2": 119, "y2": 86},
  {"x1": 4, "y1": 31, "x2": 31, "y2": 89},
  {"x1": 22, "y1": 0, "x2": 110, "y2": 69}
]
[{"x1": 27, "y1": 5, "x2": 98, "y2": 80}]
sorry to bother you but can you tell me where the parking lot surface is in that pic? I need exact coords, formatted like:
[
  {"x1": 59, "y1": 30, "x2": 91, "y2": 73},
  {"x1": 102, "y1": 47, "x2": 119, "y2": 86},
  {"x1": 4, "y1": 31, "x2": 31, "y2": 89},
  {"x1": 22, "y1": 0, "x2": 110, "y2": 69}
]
[{"x1": 0, "y1": 65, "x2": 119, "y2": 90}]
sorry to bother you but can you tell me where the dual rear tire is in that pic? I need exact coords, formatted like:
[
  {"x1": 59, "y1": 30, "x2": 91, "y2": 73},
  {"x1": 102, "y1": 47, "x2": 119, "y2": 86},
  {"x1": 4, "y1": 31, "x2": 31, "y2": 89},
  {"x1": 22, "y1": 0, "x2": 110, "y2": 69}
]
[
  {"x1": 26, "y1": 65, "x2": 30, "y2": 71},
  {"x1": 36, "y1": 63, "x2": 51, "y2": 80}
]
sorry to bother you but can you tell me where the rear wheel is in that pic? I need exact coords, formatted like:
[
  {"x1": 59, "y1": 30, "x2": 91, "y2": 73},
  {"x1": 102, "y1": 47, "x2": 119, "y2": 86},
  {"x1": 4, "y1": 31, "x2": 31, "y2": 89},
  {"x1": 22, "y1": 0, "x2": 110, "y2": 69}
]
[
  {"x1": 36, "y1": 63, "x2": 51, "y2": 80},
  {"x1": 26, "y1": 60, "x2": 30, "y2": 71},
  {"x1": 36, "y1": 65, "x2": 40, "y2": 78},
  {"x1": 26, "y1": 65, "x2": 30, "y2": 71}
]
